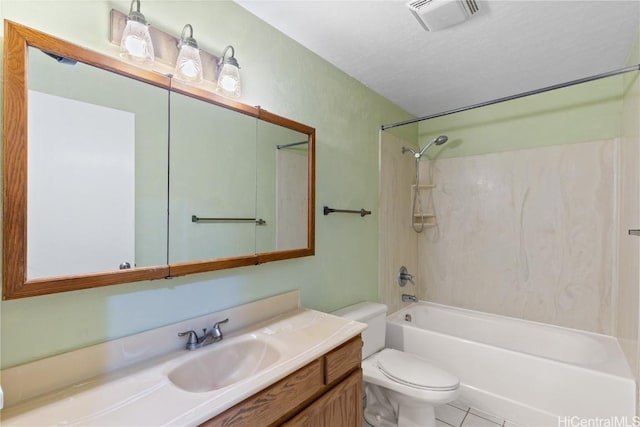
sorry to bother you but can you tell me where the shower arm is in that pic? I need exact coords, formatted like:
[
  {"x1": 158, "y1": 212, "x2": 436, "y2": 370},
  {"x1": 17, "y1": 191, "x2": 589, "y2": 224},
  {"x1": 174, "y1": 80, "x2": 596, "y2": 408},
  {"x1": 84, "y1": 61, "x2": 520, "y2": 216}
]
[{"x1": 418, "y1": 139, "x2": 435, "y2": 156}]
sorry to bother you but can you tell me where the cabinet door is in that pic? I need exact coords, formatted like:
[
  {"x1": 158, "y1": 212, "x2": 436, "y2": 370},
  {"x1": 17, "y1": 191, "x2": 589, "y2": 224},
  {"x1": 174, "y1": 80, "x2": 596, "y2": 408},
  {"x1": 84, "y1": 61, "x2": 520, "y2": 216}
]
[{"x1": 283, "y1": 369, "x2": 362, "y2": 427}]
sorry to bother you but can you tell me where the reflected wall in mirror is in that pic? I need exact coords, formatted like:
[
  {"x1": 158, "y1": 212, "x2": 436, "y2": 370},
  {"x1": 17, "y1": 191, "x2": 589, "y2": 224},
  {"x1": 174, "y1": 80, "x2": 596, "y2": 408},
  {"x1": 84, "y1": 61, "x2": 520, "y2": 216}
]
[
  {"x1": 168, "y1": 91, "x2": 257, "y2": 263},
  {"x1": 256, "y1": 121, "x2": 309, "y2": 253},
  {"x1": 27, "y1": 47, "x2": 169, "y2": 279},
  {"x1": 3, "y1": 20, "x2": 315, "y2": 299}
]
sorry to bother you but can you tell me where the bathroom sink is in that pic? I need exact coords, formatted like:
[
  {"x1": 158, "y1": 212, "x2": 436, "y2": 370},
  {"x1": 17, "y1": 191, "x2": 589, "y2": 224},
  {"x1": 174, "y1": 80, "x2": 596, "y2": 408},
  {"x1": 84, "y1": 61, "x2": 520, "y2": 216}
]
[{"x1": 168, "y1": 336, "x2": 281, "y2": 393}]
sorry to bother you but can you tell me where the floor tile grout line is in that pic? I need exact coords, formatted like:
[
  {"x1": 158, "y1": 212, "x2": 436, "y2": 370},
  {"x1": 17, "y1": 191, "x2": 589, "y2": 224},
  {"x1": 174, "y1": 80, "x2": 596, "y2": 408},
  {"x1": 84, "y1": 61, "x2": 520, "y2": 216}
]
[
  {"x1": 448, "y1": 401, "x2": 470, "y2": 412},
  {"x1": 459, "y1": 408, "x2": 471, "y2": 427},
  {"x1": 436, "y1": 417, "x2": 458, "y2": 427},
  {"x1": 469, "y1": 409, "x2": 506, "y2": 426},
  {"x1": 439, "y1": 403, "x2": 509, "y2": 427}
]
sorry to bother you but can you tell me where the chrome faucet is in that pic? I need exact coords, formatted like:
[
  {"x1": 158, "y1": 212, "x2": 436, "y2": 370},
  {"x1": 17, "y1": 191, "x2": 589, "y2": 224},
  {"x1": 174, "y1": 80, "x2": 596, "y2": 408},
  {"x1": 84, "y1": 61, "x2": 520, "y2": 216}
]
[
  {"x1": 178, "y1": 318, "x2": 229, "y2": 351},
  {"x1": 402, "y1": 294, "x2": 417, "y2": 303}
]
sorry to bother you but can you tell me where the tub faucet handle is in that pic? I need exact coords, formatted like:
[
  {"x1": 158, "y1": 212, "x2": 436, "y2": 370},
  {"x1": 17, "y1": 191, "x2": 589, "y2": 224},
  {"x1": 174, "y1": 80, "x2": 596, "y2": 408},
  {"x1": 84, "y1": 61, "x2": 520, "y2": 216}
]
[{"x1": 398, "y1": 266, "x2": 415, "y2": 287}]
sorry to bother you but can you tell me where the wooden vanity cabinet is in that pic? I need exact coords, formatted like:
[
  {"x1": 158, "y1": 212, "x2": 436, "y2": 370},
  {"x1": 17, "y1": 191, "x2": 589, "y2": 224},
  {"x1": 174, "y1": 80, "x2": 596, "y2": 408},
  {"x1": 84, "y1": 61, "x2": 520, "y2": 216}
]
[
  {"x1": 282, "y1": 369, "x2": 362, "y2": 427},
  {"x1": 203, "y1": 335, "x2": 363, "y2": 427}
]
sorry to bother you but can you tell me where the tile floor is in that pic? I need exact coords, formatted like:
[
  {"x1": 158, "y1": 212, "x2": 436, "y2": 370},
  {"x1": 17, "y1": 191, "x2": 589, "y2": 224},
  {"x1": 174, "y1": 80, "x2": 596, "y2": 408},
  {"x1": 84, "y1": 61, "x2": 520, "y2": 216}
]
[
  {"x1": 363, "y1": 401, "x2": 521, "y2": 427},
  {"x1": 435, "y1": 401, "x2": 520, "y2": 427}
]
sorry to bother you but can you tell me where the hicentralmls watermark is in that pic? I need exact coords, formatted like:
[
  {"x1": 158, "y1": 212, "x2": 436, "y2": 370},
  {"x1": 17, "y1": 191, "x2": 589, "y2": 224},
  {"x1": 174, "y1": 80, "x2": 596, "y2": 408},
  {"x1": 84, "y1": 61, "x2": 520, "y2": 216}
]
[{"x1": 558, "y1": 416, "x2": 640, "y2": 427}]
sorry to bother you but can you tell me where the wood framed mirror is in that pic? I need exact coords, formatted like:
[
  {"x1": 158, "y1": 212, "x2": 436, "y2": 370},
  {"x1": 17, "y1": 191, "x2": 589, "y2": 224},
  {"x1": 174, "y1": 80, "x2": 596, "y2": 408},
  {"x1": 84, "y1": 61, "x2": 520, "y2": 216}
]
[{"x1": 2, "y1": 20, "x2": 315, "y2": 299}]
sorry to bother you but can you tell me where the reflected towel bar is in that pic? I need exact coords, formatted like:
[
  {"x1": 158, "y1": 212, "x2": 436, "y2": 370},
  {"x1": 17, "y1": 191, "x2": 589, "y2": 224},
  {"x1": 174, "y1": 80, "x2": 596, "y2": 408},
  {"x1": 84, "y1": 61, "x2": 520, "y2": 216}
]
[
  {"x1": 276, "y1": 140, "x2": 308, "y2": 149},
  {"x1": 323, "y1": 206, "x2": 371, "y2": 217},
  {"x1": 192, "y1": 215, "x2": 266, "y2": 225}
]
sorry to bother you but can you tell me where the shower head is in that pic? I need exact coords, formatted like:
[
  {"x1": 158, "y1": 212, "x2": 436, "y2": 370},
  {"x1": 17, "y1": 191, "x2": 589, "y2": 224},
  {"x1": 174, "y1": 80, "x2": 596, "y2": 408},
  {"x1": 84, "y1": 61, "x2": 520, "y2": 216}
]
[
  {"x1": 402, "y1": 135, "x2": 449, "y2": 159},
  {"x1": 418, "y1": 135, "x2": 448, "y2": 156},
  {"x1": 433, "y1": 135, "x2": 448, "y2": 145}
]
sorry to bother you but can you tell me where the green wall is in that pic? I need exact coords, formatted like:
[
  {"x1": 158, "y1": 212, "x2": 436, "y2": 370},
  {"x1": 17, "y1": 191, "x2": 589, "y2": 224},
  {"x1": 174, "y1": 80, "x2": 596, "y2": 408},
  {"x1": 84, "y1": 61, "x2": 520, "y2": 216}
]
[
  {"x1": 419, "y1": 74, "x2": 624, "y2": 159},
  {"x1": 0, "y1": 1, "x2": 413, "y2": 368}
]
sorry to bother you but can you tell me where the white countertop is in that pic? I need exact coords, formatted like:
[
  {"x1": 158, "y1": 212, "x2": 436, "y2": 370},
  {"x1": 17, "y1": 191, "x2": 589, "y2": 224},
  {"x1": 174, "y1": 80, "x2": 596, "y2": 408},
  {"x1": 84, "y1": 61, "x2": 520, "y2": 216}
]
[{"x1": 1, "y1": 308, "x2": 365, "y2": 426}]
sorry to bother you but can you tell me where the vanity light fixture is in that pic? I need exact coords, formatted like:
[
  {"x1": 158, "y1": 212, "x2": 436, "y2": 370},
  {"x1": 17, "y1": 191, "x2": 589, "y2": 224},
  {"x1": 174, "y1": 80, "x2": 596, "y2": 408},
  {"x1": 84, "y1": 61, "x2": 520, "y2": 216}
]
[
  {"x1": 216, "y1": 45, "x2": 242, "y2": 98},
  {"x1": 174, "y1": 24, "x2": 204, "y2": 83},
  {"x1": 119, "y1": 0, "x2": 154, "y2": 65},
  {"x1": 111, "y1": 9, "x2": 245, "y2": 93}
]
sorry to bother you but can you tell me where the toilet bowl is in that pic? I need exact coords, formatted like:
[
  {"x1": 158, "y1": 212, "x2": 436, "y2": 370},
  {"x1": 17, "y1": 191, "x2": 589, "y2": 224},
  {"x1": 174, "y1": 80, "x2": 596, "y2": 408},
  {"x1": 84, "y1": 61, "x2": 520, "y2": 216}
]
[
  {"x1": 333, "y1": 302, "x2": 459, "y2": 427},
  {"x1": 363, "y1": 348, "x2": 459, "y2": 427}
]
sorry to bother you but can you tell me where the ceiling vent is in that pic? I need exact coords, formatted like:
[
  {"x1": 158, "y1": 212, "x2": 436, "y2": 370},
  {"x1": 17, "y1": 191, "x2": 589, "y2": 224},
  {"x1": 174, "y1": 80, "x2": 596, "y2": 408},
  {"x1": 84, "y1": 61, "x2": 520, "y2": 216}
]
[{"x1": 407, "y1": 0, "x2": 480, "y2": 31}]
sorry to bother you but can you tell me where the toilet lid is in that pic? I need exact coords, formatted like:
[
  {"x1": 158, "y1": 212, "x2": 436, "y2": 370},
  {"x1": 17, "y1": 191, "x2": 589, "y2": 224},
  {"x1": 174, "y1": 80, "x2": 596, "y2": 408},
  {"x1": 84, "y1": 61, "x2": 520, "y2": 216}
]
[{"x1": 377, "y1": 349, "x2": 459, "y2": 391}]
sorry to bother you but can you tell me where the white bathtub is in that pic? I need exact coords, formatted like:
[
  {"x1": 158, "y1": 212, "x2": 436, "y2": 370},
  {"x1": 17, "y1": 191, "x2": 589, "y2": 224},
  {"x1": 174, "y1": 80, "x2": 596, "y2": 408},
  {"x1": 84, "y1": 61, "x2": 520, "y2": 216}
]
[{"x1": 385, "y1": 301, "x2": 636, "y2": 426}]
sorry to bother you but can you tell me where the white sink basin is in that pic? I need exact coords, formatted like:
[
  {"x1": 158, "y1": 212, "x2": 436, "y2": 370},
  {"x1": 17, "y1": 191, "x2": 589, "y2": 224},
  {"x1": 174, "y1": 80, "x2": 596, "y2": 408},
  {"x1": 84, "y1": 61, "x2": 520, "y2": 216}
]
[{"x1": 168, "y1": 336, "x2": 281, "y2": 393}]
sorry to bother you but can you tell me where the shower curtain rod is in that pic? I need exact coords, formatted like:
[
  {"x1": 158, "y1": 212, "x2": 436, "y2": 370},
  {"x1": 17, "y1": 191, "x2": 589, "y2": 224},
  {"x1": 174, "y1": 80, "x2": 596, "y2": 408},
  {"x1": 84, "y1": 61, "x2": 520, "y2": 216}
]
[{"x1": 381, "y1": 63, "x2": 640, "y2": 131}]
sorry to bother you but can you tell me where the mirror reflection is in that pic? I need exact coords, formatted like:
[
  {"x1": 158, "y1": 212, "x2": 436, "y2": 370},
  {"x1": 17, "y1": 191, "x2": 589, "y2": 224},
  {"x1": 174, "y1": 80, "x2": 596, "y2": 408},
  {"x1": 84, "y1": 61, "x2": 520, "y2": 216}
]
[
  {"x1": 26, "y1": 47, "x2": 169, "y2": 279},
  {"x1": 256, "y1": 121, "x2": 309, "y2": 253},
  {"x1": 168, "y1": 91, "x2": 257, "y2": 263},
  {"x1": 4, "y1": 20, "x2": 315, "y2": 299}
]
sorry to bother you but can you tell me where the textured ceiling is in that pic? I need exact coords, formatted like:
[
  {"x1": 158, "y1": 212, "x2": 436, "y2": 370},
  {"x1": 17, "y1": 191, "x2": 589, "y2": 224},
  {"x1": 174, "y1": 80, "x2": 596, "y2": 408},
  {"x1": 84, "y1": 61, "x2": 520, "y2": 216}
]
[{"x1": 236, "y1": 0, "x2": 640, "y2": 118}]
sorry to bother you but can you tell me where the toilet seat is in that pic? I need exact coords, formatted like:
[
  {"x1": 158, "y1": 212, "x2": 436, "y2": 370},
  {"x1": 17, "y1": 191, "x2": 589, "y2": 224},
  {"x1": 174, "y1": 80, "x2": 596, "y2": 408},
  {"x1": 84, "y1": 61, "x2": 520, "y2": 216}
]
[{"x1": 376, "y1": 348, "x2": 459, "y2": 391}]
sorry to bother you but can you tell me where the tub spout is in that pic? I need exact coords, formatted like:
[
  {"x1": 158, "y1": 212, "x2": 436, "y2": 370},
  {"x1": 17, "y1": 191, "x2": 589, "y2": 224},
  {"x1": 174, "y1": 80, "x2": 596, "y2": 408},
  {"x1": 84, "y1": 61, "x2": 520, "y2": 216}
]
[{"x1": 402, "y1": 294, "x2": 417, "y2": 303}]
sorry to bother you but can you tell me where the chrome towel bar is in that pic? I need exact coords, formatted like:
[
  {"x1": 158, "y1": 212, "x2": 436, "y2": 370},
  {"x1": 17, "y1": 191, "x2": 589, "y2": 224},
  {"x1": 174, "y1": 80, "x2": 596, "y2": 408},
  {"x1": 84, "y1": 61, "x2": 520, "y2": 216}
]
[
  {"x1": 323, "y1": 206, "x2": 371, "y2": 217},
  {"x1": 192, "y1": 215, "x2": 266, "y2": 225}
]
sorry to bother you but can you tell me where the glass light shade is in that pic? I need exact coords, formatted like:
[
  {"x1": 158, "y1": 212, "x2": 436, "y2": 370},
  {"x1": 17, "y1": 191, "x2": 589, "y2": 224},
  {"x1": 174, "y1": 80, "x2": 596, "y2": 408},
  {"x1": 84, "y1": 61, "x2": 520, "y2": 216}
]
[
  {"x1": 120, "y1": 20, "x2": 154, "y2": 65},
  {"x1": 216, "y1": 63, "x2": 242, "y2": 98},
  {"x1": 174, "y1": 45, "x2": 203, "y2": 83}
]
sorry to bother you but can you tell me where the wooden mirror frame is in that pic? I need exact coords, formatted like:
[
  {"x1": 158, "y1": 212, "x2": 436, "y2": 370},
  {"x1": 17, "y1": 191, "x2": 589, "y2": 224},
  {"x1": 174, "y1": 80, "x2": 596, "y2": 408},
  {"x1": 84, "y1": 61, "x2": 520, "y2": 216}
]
[{"x1": 2, "y1": 21, "x2": 315, "y2": 299}]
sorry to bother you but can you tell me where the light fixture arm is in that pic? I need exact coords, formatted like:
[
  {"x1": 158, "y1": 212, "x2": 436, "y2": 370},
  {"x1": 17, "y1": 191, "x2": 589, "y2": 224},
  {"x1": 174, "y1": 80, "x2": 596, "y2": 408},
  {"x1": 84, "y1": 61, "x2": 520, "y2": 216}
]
[
  {"x1": 221, "y1": 45, "x2": 234, "y2": 59},
  {"x1": 219, "y1": 45, "x2": 240, "y2": 69},
  {"x1": 180, "y1": 24, "x2": 193, "y2": 41},
  {"x1": 179, "y1": 24, "x2": 198, "y2": 49},
  {"x1": 127, "y1": 0, "x2": 147, "y2": 24},
  {"x1": 129, "y1": 0, "x2": 141, "y2": 14}
]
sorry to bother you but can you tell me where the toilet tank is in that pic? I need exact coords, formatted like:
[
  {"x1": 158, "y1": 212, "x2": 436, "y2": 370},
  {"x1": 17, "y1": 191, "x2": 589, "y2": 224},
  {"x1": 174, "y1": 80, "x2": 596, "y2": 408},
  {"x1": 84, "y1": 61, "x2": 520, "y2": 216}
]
[{"x1": 332, "y1": 302, "x2": 387, "y2": 359}]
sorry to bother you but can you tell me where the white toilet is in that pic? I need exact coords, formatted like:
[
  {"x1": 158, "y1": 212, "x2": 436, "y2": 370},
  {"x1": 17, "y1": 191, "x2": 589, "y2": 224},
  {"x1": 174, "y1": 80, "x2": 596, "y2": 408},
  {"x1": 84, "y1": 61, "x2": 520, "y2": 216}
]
[{"x1": 333, "y1": 302, "x2": 459, "y2": 427}]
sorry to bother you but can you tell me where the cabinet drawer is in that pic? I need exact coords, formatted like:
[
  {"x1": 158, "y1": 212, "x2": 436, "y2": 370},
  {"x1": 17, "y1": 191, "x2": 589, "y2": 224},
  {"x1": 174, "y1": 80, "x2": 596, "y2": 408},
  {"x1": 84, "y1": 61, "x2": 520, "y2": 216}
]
[
  {"x1": 202, "y1": 359, "x2": 324, "y2": 427},
  {"x1": 282, "y1": 369, "x2": 363, "y2": 427},
  {"x1": 324, "y1": 336, "x2": 362, "y2": 385}
]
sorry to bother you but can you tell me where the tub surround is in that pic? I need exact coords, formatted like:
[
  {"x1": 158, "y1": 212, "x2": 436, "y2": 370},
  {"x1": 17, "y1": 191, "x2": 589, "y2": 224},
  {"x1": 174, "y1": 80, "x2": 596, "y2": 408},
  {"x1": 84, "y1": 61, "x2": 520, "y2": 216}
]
[
  {"x1": 0, "y1": 291, "x2": 366, "y2": 425},
  {"x1": 419, "y1": 139, "x2": 616, "y2": 334},
  {"x1": 617, "y1": 62, "x2": 640, "y2": 378},
  {"x1": 379, "y1": 129, "x2": 419, "y2": 313}
]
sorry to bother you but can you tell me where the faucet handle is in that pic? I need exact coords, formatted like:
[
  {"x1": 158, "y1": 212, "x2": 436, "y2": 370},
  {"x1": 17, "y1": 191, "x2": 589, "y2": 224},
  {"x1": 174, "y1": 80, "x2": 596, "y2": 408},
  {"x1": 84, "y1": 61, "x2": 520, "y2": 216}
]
[
  {"x1": 211, "y1": 318, "x2": 229, "y2": 339},
  {"x1": 398, "y1": 266, "x2": 415, "y2": 287},
  {"x1": 178, "y1": 330, "x2": 199, "y2": 349}
]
